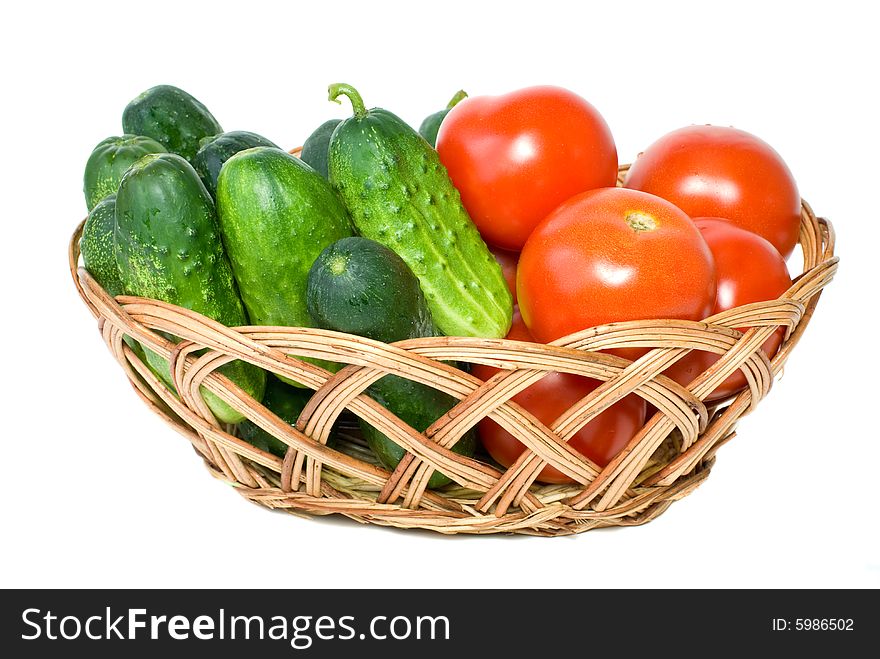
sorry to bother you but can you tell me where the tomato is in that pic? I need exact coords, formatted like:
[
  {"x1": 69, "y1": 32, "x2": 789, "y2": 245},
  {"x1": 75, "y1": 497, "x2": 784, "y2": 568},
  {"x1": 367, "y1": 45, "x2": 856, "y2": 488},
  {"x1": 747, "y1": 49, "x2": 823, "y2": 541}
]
[
  {"x1": 489, "y1": 244, "x2": 519, "y2": 304},
  {"x1": 436, "y1": 85, "x2": 618, "y2": 251},
  {"x1": 471, "y1": 310, "x2": 646, "y2": 483},
  {"x1": 623, "y1": 125, "x2": 802, "y2": 258},
  {"x1": 694, "y1": 218, "x2": 792, "y2": 401},
  {"x1": 518, "y1": 187, "x2": 717, "y2": 346}
]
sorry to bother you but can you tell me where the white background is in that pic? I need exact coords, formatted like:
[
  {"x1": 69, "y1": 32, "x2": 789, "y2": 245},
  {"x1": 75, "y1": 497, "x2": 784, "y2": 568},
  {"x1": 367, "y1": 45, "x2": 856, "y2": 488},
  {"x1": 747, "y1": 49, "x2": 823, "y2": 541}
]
[{"x1": 2, "y1": 0, "x2": 877, "y2": 589}]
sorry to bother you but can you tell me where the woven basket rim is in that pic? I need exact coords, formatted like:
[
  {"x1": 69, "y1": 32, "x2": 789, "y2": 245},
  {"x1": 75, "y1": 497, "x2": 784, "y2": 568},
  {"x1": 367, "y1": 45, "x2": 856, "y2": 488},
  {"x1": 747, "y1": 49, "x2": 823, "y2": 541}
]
[{"x1": 69, "y1": 162, "x2": 838, "y2": 536}]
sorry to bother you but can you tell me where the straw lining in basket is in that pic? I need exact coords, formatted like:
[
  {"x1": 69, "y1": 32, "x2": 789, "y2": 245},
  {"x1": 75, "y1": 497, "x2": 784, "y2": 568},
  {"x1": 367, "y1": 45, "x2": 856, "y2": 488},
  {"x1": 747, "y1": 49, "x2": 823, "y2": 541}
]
[{"x1": 69, "y1": 164, "x2": 838, "y2": 536}]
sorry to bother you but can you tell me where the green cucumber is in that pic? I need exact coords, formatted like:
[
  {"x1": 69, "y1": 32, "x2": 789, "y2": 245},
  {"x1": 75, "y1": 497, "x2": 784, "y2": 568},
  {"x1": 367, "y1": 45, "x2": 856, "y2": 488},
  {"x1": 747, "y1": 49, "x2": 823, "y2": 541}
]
[
  {"x1": 114, "y1": 152, "x2": 265, "y2": 423},
  {"x1": 215, "y1": 147, "x2": 353, "y2": 385},
  {"x1": 418, "y1": 89, "x2": 467, "y2": 148},
  {"x1": 83, "y1": 135, "x2": 166, "y2": 210},
  {"x1": 307, "y1": 237, "x2": 437, "y2": 342},
  {"x1": 361, "y1": 378, "x2": 476, "y2": 488},
  {"x1": 192, "y1": 131, "x2": 280, "y2": 198},
  {"x1": 82, "y1": 195, "x2": 125, "y2": 298},
  {"x1": 81, "y1": 195, "x2": 146, "y2": 362},
  {"x1": 300, "y1": 119, "x2": 341, "y2": 179},
  {"x1": 327, "y1": 83, "x2": 512, "y2": 339},
  {"x1": 122, "y1": 85, "x2": 223, "y2": 162},
  {"x1": 306, "y1": 236, "x2": 476, "y2": 488},
  {"x1": 237, "y1": 377, "x2": 338, "y2": 457}
]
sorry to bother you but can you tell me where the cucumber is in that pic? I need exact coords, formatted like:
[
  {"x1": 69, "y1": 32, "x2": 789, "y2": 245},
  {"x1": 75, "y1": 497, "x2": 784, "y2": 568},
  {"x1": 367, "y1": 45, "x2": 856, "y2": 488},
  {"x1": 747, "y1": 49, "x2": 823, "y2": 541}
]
[
  {"x1": 114, "y1": 152, "x2": 265, "y2": 423},
  {"x1": 327, "y1": 83, "x2": 512, "y2": 339},
  {"x1": 82, "y1": 195, "x2": 125, "y2": 298},
  {"x1": 215, "y1": 147, "x2": 353, "y2": 384},
  {"x1": 237, "y1": 377, "x2": 338, "y2": 457},
  {"x1": 306, "y1": 236, "x2": 476, "y2": 488},
  {"x1": 122, "y1": 85, "x2": 223, "y2": 162},
  {"x1": 300, "y1": 119, "x2": 341, "y2": 179},
  {"x1": 83, "y1": 135, "x2": 166, "y2": 210},
  {"x1": 192, "y1": 131, "x2": 280, "y2": 198},
  {"x1": 307, "y1": 237, "x2": 436, "y2": 343},
  {"x1": 418, "y1": 90, "x2": 467, "y2": 148},
  {"x1": 81, "y1": 195, "x2": 146, "y2": 362},
  {"x1": 360, "y1": 379, "x2": 476, "y2": 488}
]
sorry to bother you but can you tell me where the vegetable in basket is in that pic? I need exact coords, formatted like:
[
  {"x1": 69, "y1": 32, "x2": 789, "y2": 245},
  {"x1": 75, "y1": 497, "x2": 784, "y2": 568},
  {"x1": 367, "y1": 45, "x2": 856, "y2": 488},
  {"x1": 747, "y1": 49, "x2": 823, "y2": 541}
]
[
  {"x1": 122, "y1": 85, "x2": 223, "y2": 162},
  {"x1": 623, "y1": 124, "x2": 802, "y2": 258},
  {"x1": 435, "y1": 85, "x2": 618, "y2": 251},
  {"x1": 517, "y1": 187, "x2": 718, "y2": 388},
  {"x1": 238, "y1": 376, "x2": 339, "y2": 457},
  {"x1": 326, "y1": 82, "x2": 512, "y2": 340},
  {"x1": 694, "y1": 218, "x2": 792, "y2": 401},
  {"x1": 83, "y1": 135, "x2": 166, "y2": 210},
  {"x1": 300, "y1": 119, "x2": 341, "y2": 180},
  {"x1": 192, "y1": 130, "x2": 280, "y2": 199},
  {"x1": 307, "y1": 236, "x2": 476, "y2": 488},
  {"x1": 215, "y1": 146, "x2": 353, "y2": 385},
  {"x1": 471, "y1": 309, "x2": 645, "y2": 483},
  {"x1": 81, "y1": 195, "x2": 146, "y2": 362},
  {"x1": 114, "y1": 152, "x2": 266, "y2": 423}
]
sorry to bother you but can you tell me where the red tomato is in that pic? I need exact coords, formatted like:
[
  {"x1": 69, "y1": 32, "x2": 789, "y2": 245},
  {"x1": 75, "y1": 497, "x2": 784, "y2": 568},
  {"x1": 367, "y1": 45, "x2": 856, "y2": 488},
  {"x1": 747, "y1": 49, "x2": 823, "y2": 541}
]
[
  {"x1": 623, "y1": 125, "x2": 802, "y2": 258},
  {"x1": 518, "y1": 187, "x2": 717, "y2": 346},
  {"x1": 436, "y1": 86, "x2": 618, "y2": 251},
  {"x1": 471, "y1": 310, "x2": 646, "y2": 483},
  {"x1": 489, "y1": 245, "x2": 519, "y2": 304},
  {"x1": 694, "y1": 218, "x2": 792, "y2": 401}
]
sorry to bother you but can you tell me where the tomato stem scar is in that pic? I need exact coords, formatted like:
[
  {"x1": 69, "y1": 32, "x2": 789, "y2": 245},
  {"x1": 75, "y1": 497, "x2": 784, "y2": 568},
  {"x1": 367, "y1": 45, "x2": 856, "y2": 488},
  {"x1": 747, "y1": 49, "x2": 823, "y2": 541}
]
[{"x1": 625, "y1": 212, "x2": 657, "y2": 233}]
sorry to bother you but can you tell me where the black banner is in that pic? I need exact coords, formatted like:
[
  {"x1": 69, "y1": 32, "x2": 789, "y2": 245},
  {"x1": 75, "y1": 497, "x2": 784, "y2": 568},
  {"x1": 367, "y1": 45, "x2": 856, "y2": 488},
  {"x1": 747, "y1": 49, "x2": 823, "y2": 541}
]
[{"x1": 1, "y1": 589, "x2": 873, "y2": 655}]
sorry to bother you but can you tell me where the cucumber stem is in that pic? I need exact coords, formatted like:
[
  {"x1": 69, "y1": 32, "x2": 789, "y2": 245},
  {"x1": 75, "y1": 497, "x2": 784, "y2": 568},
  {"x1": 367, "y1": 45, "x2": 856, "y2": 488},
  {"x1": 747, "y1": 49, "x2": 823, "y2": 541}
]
[
  {"x1": 328, "y1": 83, "x2": 367, "y2": 119},
  {"x1": 447, "y1": 89, "x2": 468, "y2": 109}
]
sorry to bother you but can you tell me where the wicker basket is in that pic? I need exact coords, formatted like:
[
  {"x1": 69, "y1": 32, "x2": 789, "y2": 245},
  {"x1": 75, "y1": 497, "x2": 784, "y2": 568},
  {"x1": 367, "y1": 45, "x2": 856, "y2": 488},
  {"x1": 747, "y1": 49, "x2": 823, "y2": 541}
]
[{"x1": 69, "y1": 163, "x2": 838, "y2": 536}]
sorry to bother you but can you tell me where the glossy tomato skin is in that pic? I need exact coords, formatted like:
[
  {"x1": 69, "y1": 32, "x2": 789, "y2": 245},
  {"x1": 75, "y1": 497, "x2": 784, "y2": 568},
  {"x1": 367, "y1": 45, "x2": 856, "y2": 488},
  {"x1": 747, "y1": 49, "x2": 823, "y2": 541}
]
[
  {"x1": 436, "y1": 86, "x2": 618, "y2": 251},
  {"x1": 623, "y1": 125, "x2": 801, "y2": 258},
  {"x1": 489, "y1": 244, "x2": 519, "y2": 304},
  {"x1": 471, "y1": 310, "x2": 646, "y2": 483},
  {"x1": 694, "y1": 218, "x2": 792, "y2": 401},
  {"x1": 518, "y1": 187, "x2": 717, "y2": 345}
]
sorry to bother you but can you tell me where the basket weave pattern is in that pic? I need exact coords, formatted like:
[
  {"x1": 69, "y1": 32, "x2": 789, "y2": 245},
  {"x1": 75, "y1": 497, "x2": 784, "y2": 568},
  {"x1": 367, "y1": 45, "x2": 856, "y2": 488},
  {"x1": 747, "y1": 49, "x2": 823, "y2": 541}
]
[{"x1": 70, "y1": 165, "x2": 838, "y2": 536}]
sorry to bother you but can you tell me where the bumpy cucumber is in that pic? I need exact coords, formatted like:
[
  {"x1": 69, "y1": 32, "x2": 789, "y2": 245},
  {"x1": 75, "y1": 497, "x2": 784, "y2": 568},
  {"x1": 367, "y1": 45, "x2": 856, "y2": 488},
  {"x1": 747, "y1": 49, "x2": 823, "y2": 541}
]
[
  {"x1": 81, "y1": 195, "x2": 146, "y2": 361},
  {"x1": 192, "y1": 131, "x2": 280, "y2": 198},
  {"x1": 300, "y1": 119, "x2": 341, "y2": 179},
  {"x1": 327, "y1": 83, "x2": 512, "y2": 339},
  {"x1": 122, "y1": 85, "x2": 223, "y2": 162},
  {"x1": 82, "y1": 195, "x2": 125, "y2": 298},
  {"x1": 83, "y1": 135, "x2": 166, "y2": 210},
  {"x1": 418, "y1": 90, "x2": 467, "y2": 148},
  {"x1": 114, "y1": 152, "x2": 265, "y2": 423},
  {"x1": 306, "y1": 236, "x2": 476, "y2": 488},
  {"x1": 215, "y1": 147, "x2": 353, "y2": 384}
]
